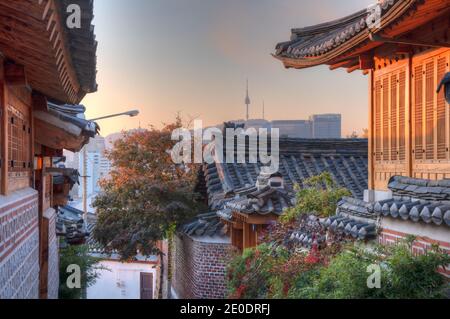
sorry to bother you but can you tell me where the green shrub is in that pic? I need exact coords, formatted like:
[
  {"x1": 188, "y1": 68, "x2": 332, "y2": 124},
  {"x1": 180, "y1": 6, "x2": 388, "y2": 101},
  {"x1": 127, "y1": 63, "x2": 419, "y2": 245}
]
[
  {"x1": 226, "y1": 239, "x2": 450, "y2": 299},
  {"x1": 281, "y1": 172, "x2": 351, "y2": 222},
  {"x1": 288, "y1": 239, "x2": 450, "y2": 299},
  {"x1": 59, "y1": 244, "x2": 105, "y2": 299}
]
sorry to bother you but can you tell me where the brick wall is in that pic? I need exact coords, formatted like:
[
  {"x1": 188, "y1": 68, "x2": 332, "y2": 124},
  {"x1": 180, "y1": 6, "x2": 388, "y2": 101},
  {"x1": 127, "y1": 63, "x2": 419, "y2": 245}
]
[
  {"x1": 379, "y1": 228, "x2": 450, "y2": 277},
  {"x1": 0, "y1": 189, "x2": 40, "y2": 299},
  {"x1": 172, "y1": 233, "x2": 232, "y2": 299}
]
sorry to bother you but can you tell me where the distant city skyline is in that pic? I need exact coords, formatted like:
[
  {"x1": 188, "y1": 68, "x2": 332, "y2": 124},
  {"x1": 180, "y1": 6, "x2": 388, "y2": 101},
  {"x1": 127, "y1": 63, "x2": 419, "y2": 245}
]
[{"x1": 82, "y1": 0, "x2": 373, "y2": 137}]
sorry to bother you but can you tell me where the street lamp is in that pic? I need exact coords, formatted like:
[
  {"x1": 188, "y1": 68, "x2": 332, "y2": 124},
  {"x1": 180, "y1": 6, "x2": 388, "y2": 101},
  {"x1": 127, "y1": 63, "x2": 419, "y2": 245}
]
[
  {"x1": 82, "y1": 109, "x2": 140, "y2": 221},
  {"x1": 88, "y1": 110, "x2": 140, "y2": 121}
]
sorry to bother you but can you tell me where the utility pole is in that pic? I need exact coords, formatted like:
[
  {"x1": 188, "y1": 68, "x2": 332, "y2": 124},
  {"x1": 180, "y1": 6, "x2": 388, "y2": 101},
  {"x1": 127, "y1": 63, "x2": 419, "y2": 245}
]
[{"x1": 81, "y1": 109, "x2": 140, "y2": 223}]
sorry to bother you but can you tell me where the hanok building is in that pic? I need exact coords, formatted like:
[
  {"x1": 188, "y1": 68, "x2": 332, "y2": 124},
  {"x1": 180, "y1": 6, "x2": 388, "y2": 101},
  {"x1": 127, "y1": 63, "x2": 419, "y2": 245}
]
[
  {"x1": 274, "y1": 0, "x2": 450, "y2": 273},
  {"x1": 171, "y1": 137, "x2": 368, "y2": 299},
  {"x1": 0, "y1": 0, "x2": 97, "y2": 299}
]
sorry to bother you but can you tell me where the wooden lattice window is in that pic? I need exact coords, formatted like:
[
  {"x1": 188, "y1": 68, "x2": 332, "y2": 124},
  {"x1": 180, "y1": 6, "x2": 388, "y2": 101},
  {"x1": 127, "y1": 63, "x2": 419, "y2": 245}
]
[
  {"x1": 8, "y1": 105, "x2": 31, "y2": 172},
  {"x1": 374, "y1": 66, "x2": 407, "y2": 163},
  {"x1": 412, "y1": 51, "x2": 450, "y2": 162}
]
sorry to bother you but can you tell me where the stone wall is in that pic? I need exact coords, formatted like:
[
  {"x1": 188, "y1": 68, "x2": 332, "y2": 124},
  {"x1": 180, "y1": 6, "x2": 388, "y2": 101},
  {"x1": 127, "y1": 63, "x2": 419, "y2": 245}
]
[
  {"x1": 172, "y1": 233, "x2": 232, "y2": 299},
  {"x1": 0, "y1": 188, "x2": 40, "y2": 299},
  {"x1": 46, "y1": 209, "x2": 59, "y2": 299}
]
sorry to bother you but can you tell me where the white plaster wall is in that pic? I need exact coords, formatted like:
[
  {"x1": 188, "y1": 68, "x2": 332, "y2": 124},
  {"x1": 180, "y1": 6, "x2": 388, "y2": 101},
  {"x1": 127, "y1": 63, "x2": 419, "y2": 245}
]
[
  {"x1": 87, "y1": 261, "x2": 157, "y2": 299},
  {"x1": 190, "y1": 235, "x2": 231, "y2": 244},
  {"x1": 364, "y1": 189, "x2": 393, "y2": 202},
  {"x1": 381, "y1": 218, "x2": 450, "y2": 244}
]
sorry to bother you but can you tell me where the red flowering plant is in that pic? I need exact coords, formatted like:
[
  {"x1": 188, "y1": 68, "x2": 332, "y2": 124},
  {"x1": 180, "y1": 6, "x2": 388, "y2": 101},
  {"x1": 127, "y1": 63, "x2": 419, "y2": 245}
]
[{"x1": 226, "y1": 244, "x2": 288, "y2": 299}]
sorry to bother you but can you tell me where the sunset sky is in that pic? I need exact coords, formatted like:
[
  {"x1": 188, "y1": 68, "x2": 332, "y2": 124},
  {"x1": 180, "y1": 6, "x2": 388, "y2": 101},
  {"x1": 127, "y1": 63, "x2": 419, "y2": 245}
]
[{"x1": 82, "y1": 0, "x2": 374, "y2": 137}]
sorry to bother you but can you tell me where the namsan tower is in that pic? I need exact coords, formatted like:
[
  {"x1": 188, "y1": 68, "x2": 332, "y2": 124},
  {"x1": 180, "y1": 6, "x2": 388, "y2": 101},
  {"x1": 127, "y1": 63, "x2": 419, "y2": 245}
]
[{"x1": 245, "y1": 79, "x2": 251, "y2": 121}]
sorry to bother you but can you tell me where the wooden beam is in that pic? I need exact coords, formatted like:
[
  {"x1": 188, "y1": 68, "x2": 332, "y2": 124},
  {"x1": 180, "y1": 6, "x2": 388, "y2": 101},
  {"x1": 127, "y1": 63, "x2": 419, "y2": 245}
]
[
  {"x1": 231, "y1": 227, "x2": 243, "y2": 251},
  {"x1": 0, "y1": 57, "x2": 7, "y2": 195},
  {"x1": 359, "y1": 53, "x2": 374, "y2": 70},
  {"x1": 41, "y1": 146, "x2": 63, "y2": 157},
  {"x1": 368, "y1": 69, "x2": 374, "y2": 190},
  {"x1": 4, "y1": 63, "x2": 27, "y2": 86},
  {"x1": 347, "y1": 64, "x2": 360, "y2": 73},
  {"x1": 32, "y1": 93, "x2": 48, "y2": 112},
  {"x1": 329, "y1": 59, "x2": 357, "y2": 71},
  {"x1": 369, "y1": 32, "x2": 450, "y2": 48},
  {"x1": 246, "y1": 214, "x2": 278, "y2": 225}
]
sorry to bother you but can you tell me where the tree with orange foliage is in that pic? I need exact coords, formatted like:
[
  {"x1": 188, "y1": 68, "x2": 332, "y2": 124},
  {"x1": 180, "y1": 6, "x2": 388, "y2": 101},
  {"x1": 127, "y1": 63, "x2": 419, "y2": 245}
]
[{"x1": 93, "y1": 119, "x2": 205, "y2": 259}]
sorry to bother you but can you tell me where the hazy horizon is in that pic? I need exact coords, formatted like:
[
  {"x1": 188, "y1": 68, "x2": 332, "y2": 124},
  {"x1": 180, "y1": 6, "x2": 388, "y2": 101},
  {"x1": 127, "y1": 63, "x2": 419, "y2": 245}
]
[{"x1": 82, "y1": 0, "x2": 374, "y2": 137}]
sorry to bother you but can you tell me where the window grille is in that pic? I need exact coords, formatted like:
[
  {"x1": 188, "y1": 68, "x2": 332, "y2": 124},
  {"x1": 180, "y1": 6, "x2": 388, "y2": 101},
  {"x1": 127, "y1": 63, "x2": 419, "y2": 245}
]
[{"x1": 8, "y1": 105, "x2": 31, "y2": 172}]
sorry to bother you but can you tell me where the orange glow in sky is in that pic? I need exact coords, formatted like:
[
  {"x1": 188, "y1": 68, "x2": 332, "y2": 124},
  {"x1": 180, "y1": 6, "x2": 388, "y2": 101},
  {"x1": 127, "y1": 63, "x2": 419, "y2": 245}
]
[{"x1": 82, "y1": 0, "x2": 374, "y2": 137}]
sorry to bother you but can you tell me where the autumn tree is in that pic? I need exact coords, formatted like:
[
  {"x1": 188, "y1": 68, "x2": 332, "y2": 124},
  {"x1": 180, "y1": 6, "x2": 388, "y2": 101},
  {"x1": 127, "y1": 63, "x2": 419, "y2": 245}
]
[{"x1": 93, "y1": 119, "x2": 204, "y2": 259}]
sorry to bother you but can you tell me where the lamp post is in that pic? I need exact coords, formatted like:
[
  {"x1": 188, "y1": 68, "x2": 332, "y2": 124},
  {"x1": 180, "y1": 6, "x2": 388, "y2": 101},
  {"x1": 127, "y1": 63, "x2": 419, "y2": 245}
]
[{"x1": 82, "y1": 109, "x2": 140, "y2": 222}]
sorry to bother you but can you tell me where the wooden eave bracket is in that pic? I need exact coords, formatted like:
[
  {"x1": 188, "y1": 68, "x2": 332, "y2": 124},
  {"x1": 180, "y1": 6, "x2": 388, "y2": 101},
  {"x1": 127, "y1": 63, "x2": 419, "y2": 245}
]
[{"x1": 369, "y1": 32, "x2": 450, "y2": 48}]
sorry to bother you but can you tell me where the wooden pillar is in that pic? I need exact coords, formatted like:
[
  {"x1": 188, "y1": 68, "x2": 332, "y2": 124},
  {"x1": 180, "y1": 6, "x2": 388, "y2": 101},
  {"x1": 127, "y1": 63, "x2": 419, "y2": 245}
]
[
  {"x1": 406, "y1": 54, "x2": 413, "y2": 178},
  {"x1": 0, "y1": 58, "x2": 8, "y2": 195},
  {"x1": 243, "y1": 223, "x2": 258, "y2": 250},
  {"x1": 368, "y1": 69, "x2": 374, "y2": 190},
  {"x1": 231, "y1": 225, "x2": 243, "y2": 251}
]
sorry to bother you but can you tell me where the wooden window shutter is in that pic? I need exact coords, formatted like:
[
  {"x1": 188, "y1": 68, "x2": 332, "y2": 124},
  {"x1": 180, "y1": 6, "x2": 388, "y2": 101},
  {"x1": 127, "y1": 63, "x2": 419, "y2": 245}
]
[
  {"x1": 414, "y1": 65, "x2": 423, "y2": 160},
  {"x1": 398, "y1": 70, "x2": 406, "y2": 161},
  {"x1": 436, "y1": 56, "x2": 447, "y2": 159},
  {"x1": 390, "y1": 74, "x2": 398, "y2": 161},
  {"x1": 375, "y1": 79, "x2": 382, "y2": 161},
  {"x1": 382, "y1": 76, "x2": 389, "y2": 161},
  {"x1": 425, "y1": 61, "x2": 435, "y2": 160}
]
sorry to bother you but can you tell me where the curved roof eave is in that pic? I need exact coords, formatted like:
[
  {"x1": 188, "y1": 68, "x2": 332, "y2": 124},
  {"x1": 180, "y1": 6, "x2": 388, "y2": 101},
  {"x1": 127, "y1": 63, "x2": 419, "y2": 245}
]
[{"x1": 274, "y1": 0, "x2": 419, "y2": 69}]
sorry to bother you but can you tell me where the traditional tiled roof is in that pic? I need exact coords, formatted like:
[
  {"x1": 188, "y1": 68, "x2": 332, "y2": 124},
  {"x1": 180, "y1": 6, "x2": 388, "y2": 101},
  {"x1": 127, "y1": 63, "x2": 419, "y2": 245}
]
[
  {"x1": 335, "y1": 176, "x2": 450, "y2": 227},
  {"x1": 382, "y1": 176, "x2": 450, "y2": 226},
  {"x1": 58, "y1": 0, "x2": 98, "y2": 94},
  {"x1": 273, "y1": 0, "x2": 445, "y2": 69},
  {"x1": 204, "y1": 138, "x2": 368, "y2": 212},
  {"x1": 47, "y1": 167, "x2": 80, "y2": 187},
  {"x1": 46, "y1": 102, "x2": 99, "y2": 138},
  {"x1": 275, "y1": 0, "x2": 399, "y2": 58},
  {"x1": 0, "y1": 0, "x2": 98, "y2": 103},
  {"x1": 287, "y1": 215, "x2": 326, "y2": 250},
  {"x1": 337, "y1": 196, "x2": 375, "y2": 219},
  {"x1": 388, "y1": 176, "x2": 450, "y2": 201},
  {"x1": 185, "y1": 137, "x2": 367, "y2": 237},
  {"x1": 34, "y1": 101, "x2": 99, "y2": 152},
  {"x1": 182, "y1": 213, "x2": 228, "y2": 238},
  {"x1": 57, "y1": 205, "x2": 89, "y2": 245},
  {"x1": 223, "y1": 185, "x2": 295, "y2": 216},
  {"x1": 322, "y1": 214, "x2": 377, "y2": 240}
]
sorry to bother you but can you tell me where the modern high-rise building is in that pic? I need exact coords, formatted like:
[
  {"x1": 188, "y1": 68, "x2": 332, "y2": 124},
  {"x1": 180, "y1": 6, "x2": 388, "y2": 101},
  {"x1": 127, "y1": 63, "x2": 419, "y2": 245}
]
[
  {"x1": 309, "y1": 114, "x2": 342, "y2": 139},
  {"x1": 65, "y1": 136, "x2": 112, "y2": 200},
  {"x1": 271, "y1": 120, "x2": 312, "y2": 138}
]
